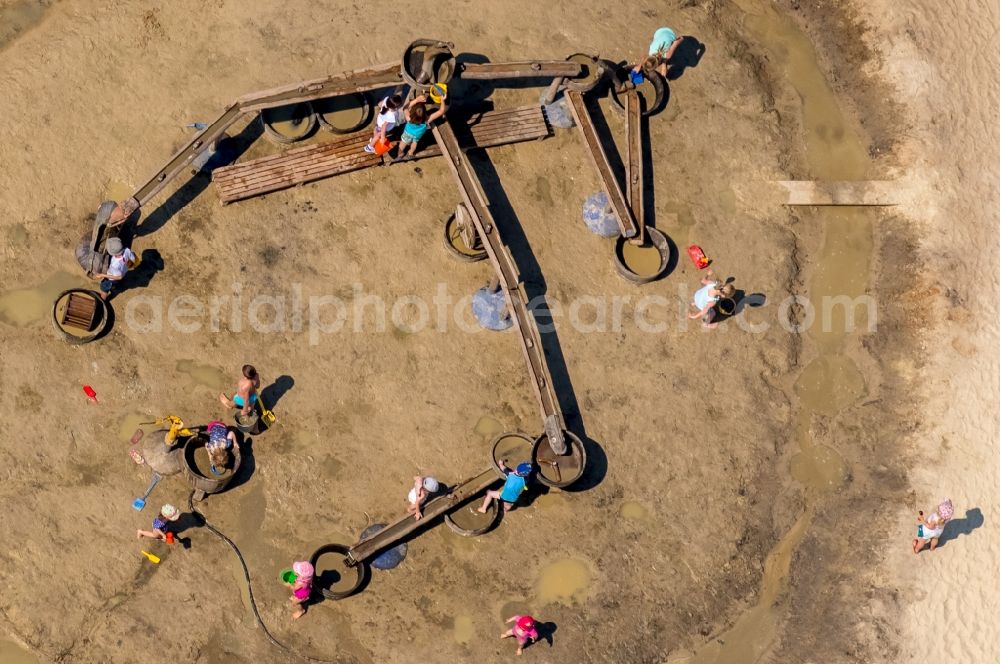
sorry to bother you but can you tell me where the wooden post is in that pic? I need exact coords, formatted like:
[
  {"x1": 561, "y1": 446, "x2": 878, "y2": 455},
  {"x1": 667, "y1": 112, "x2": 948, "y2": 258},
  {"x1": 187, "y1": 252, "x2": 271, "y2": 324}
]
[{"x1": 543, "y1": 76, "x2": 565, "y2": 105}]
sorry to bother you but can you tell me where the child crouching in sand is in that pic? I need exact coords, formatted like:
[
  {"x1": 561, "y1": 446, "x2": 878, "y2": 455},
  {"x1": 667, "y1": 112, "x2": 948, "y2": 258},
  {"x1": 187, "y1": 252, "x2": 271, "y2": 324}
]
[
  {"x1": 913, "y1": 498, "x2": 954, "y2": 553},
  {"x1": 136, "y1": 504, "x2": 181, "y2": 541}
]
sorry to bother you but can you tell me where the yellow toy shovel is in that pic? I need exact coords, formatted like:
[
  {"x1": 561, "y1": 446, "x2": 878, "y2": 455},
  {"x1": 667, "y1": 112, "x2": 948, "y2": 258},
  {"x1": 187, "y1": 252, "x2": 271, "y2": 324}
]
[
  {"x1": 259, "y1": 399, "x2": 276, "y2": 427},
  {"x1": 140, "y1": 550, "x2": 161, "y2": 564}
]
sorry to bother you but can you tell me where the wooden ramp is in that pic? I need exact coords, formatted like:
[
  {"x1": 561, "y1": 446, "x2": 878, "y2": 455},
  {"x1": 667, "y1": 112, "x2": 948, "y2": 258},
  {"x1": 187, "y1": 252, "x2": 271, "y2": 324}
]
[{"x1": 213, "y1": 105, "x2": 550, "y2": 204}]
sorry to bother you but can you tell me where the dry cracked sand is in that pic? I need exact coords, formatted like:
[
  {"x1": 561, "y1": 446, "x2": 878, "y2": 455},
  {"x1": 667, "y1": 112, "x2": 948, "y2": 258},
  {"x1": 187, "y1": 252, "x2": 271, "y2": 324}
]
[{"x1": 0, "y1": 0, "x2": 996, "y2": 663}]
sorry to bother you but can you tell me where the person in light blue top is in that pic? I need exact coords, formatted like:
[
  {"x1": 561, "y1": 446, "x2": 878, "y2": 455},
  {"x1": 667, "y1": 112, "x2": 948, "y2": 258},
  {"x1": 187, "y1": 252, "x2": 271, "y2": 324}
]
[
  {"x1": 688, "y1": 269, "x2": 734, "y2": 329},
  {"x1": 395, "y1": 92, "x2": 448, "y2": 161},
  {"x1": 478, "y1": 461, "x2": 532, "y2": 514},
  {"x1": 634, "y1": 26, "x2": 685, "y2": 78}
]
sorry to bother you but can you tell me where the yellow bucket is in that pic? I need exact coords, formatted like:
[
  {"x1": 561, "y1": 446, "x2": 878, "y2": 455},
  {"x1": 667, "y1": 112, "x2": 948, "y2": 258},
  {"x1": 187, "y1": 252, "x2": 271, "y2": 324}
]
[{"x1": 429, "y1": 83, "x2": 448, "y2": 104}]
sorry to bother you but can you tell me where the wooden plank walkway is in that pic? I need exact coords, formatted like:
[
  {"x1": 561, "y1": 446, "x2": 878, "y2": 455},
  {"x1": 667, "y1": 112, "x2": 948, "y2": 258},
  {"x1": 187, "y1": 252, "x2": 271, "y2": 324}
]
[{"x1": 213, "y1": 105, "x2": 550, "y2": 204}]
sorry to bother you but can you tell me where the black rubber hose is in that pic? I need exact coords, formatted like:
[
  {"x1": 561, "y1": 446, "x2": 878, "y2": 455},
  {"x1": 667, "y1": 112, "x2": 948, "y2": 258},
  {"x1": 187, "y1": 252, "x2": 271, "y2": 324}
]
[{"x1": 187, "y1": 491, "x2": 336, "y2": 664}]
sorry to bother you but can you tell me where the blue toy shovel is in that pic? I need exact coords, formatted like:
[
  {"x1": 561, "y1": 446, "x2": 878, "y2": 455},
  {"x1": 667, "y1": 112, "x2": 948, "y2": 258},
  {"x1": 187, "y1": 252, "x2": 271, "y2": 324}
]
[{"x1": 132, "y1": 472, "x2": 163, "y2": 511}]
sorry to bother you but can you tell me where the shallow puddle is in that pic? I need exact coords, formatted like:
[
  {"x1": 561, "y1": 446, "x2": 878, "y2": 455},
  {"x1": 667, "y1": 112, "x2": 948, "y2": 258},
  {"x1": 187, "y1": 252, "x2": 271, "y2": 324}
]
[
  {"x1": 532, "y1": 490, "x2": 570, "y2": 511},
  {"x1": 790, "y1": 443, "x2": 845, "y2": 489},
  {"x1": 536, "y1": 558, "x2": 591, "y2": 605},
  {"x1": 499, "y1": 599, "x2": 533, "y2": 622},
  {"x1": 0, "y1": 639, "x2": 39, "y2": 664},
  {"x1": 620, "y1": 500, "x2": 651, "y2": 522},
  {"x1": 453, "y1": 614, "x2": 474, "y2": 645},
  {"x1": 681, "y1": 511, "x2": 812, "y2": 664},
  {"x1": 0, "y1": 0, "x2": 52, "y2": 51},
  {"x1": 473, "y1": 415, "x2": 504, "y2": 437},
  {"x1": 9, "y1": 223, "x2": 28, "y2": 244},
  {"x1": 175, "y1": 360, "x2": 229, "y2": 392},
  {"x1": 794, "y1": 354, "x2": 866, "y2": 415},
  {"x1": 118, "y1": 411, "x2": 154, "y2": 443},
  {"x1": 0, "y1": 272, "x2": 87, "y2": 327}
]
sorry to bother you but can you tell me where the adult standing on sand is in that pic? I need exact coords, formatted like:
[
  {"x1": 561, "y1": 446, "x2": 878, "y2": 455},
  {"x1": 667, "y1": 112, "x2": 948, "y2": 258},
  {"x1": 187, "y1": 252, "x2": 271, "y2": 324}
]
[
  {"x1": 913, "y1": 498, "x2": 955, "y2": 553},
  {"x1": 219, "y1": 364, "x2": 260, "y2": 416}
]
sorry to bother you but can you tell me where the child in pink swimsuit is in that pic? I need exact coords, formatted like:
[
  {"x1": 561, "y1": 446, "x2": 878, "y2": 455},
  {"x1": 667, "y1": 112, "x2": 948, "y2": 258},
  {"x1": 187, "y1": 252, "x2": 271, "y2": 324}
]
[
  {"x1": 500, "y1": 614, "x2": 539, "y2": 656},
  {"x1": 284, "y1": 560, "x2": 314, "y2": 619}
]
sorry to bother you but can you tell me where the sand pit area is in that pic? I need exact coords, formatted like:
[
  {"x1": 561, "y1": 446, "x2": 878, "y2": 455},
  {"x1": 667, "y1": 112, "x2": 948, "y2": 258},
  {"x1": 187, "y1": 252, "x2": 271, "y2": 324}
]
[{"x1": 0, "y1": 1, "x2": 993, "y2": 663}]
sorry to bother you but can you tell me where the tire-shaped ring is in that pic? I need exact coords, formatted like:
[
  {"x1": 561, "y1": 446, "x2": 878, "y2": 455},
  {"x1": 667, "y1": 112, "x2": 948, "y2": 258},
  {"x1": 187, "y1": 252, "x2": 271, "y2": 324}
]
[
  {"x1": 445, "y1": 500, "x2": 502, "y2": 537},
  {"x1": 610, "y1": 68, "x2": 667, "y2": 117},
  {"x1": 315, "y1": 93, "x2": 372, "y2": 135},
  {"x1": 309, "y1": 543, "x2": 369, "y2": 600},
  {"x1": 490, "y1": 432, "x2": 535, "y2": 479},
  {"x1": 531, "y1": 429, "x2": 588, "y2": 488},
  {"x1": 51, "y1": 289, "x2": 109, "y2": 344},
  {"x1": 442, "y1": 212, "x2": 487, "y2": 262},
  {"x1": 260, "y1": 103, "x2": 318, "y2": 144},
  {"x1": 613, "y1": 226, "x2": 671, "y2": 285},
  {"x1": 401, "y1": 40, "x2": 456, "y2": 91},
  {"x1": 564, "y1": 53, "x2": 606, "y2": 93}
]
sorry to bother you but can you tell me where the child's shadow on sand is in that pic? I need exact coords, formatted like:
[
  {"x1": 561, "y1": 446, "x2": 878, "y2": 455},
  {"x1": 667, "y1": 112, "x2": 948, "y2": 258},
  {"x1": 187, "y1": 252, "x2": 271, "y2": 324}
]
[
  {"x1": 524, "y1": 622, "x2": 557, "y2": 651},
  {"x1": 937, "y1": 507, "x2": 984, "y2": 548}
]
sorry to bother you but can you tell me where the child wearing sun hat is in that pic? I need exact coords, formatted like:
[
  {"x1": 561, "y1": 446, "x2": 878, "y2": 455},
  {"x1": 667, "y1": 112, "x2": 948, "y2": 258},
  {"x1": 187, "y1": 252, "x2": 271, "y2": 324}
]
[
  {"x1": 136, "y1": 504, "x2": 181, "y2": 541},
  {"x1": 500, "y1": 614, "x2": 539, "y2": 656},
  {"x1": 284, "y1": 560, "x2": 314, "y2": 620}
]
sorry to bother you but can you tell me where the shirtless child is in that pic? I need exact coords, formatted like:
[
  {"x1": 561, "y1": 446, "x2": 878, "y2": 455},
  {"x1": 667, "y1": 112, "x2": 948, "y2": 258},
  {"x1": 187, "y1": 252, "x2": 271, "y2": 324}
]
[{"x1": 219, "y1": 364, "x2": 261, "y2": 416}]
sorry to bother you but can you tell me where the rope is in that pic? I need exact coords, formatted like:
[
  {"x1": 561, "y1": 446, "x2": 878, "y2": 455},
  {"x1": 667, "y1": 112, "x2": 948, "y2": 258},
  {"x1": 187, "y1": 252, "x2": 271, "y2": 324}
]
[{"x1": 187, "y1": 491, "x2": 336, "y2": 664}]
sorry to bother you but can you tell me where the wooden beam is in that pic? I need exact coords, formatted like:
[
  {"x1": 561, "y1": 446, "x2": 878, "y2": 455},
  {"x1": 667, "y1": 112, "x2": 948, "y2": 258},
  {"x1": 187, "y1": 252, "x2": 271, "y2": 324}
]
[
  {"x1": 565, "y1": 90, "x2": 638, "y2": 239},
  {"x1": 460, "y1": 61, "x2": 582, "y2": 80},
  {"x1": 432, "y1": 120, "x2": 567, "y2": 451},
  {"x1": 347, "y1": 468, "x2": 500, "y2": 564},
  {"x1": 625, "y1": 90, "x2": 645, "y2": 244}
]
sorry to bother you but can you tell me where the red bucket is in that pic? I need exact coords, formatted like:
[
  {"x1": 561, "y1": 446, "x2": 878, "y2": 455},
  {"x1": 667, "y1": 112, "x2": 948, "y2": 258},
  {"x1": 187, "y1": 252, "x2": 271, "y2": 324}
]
[
  {"x1": 374, "y1": 137, "x2": 392, "y2": 156},
  {"x1": 686, "y1": 244, "x2": 710, "y2": 269}
]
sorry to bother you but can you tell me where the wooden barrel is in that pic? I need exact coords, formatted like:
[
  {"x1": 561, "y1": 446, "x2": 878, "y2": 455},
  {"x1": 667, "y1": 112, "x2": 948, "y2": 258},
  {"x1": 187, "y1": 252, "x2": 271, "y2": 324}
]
[{"x1": 181, "y1": 434, "x2": 242, "y2": 500}]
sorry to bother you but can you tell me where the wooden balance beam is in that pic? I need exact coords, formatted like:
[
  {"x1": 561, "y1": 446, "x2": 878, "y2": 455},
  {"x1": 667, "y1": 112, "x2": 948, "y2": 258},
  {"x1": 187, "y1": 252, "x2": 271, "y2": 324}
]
[
  {"x1": 347, "y1": 467, "x2": 500, "y2": 564},
  {"x1": 212, "y1": 104, "x2": 550, "y2": 204}
]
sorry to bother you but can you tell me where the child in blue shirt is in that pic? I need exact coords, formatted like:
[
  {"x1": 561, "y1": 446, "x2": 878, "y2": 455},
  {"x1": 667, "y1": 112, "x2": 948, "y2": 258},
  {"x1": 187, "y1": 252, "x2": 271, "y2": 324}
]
[
  {"x1": 478, "y1": 461, "x2": 532, "y2": 514},
  {"x1": 633, "y1": 26, "x2": 685, "y2": 78},
  {"x1": 395, "y1": 92, "x2": 448, "y2": 160}
]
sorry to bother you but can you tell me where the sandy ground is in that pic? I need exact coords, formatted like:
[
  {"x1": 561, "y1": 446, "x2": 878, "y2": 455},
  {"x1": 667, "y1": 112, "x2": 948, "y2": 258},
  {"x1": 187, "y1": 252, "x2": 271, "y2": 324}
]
[
  {"x1": 848, "y1": 1, "x2": 1000, "y2": 662},
  {"x1": 0, "y1": 0, "x2": 992, "y2": 663}
]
